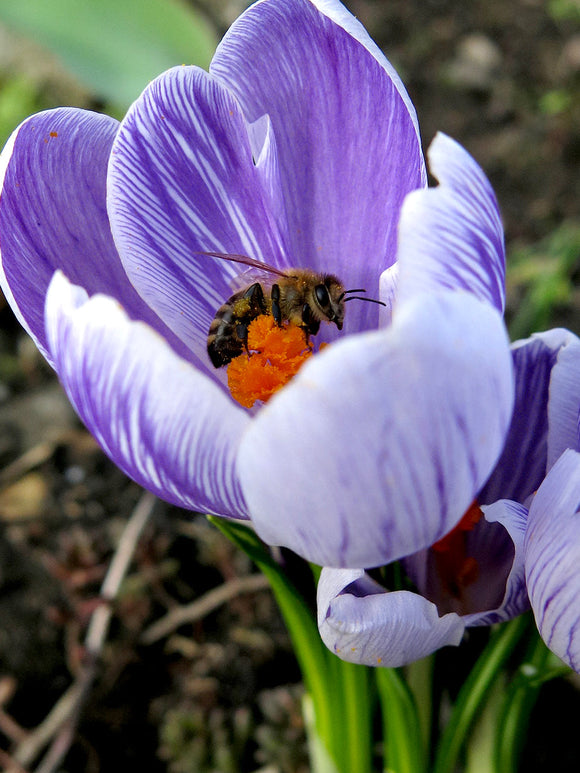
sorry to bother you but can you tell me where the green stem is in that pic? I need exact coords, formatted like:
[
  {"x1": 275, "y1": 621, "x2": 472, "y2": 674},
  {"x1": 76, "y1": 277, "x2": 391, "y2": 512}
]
[
  {"x1": 302, "y1": 693, "x2": 341, "y2": 773},
  {"x1": 432, "y1": 615, "x2": 531, "y2": 773},
  {"x1": 250, "y1": 560, "x2": 339, "y2": 755},
  {"x1": 494, "y1": 629, "x2": 557, "y2": 773},
  {"x1": 464, "y1": 676, "x2": 506, "y2": 773},
  {"x1": 209, "y1": 517, "x2": 376, "y2": 773},
  {"x1": 406, "y1": 656, "x2": 433, "y2": 759},
  {"x1": 377, "y1": 667, "x2": 426, "y2": 773},
  {"x1": 341, "y1": 661, "x2": 373, "y2": 773}
]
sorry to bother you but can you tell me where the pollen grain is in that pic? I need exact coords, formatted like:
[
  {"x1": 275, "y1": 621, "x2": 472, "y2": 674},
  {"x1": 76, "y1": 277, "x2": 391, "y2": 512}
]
[{"x1": 227, "y1": 315, "x2": 313, "y2": 408}]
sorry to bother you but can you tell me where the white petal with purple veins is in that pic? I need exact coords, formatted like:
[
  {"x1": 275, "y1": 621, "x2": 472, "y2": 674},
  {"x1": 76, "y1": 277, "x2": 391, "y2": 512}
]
[
  {"x1": 211, "y1": 0, "x2": 426, "y2": 334},
  {"x1": 45, "y1": 272, "x2": 250, "y2": 517},
  {"x1": 317, "y1": 568, "x2": 464, "y2": 667},
  {"x1": 546, "y1": 331, "x2": 580, "y2": 466},
  {"x1": 398, "y1": 133, "x2": 505, "y2": 313},
  {"x1": 480, "y1": 329, "x2": 580, "y2": 505},
  {"x1": 108, "y1": 66, "x2": 288, "y2": 371},
  {"x1": 463, "y1": 500, "x2": 529, "y2": 626},
  {"x1": 525, "y1": 450, "x2": 580, "y2": 670},
  {"x1": 378, "y1": 263, "x2": 398, "y2": 328},
  {"x1": 239, "y1": 291, "x2": 513, "y2": 568},
  {"x1": 0, "y1": 108, "x2": 192, "y2": 365}
]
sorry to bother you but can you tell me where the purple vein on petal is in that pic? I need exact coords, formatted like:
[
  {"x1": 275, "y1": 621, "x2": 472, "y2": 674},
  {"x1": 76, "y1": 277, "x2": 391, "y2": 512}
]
[
  {"x1": 45, "y1": 272, "x2": 250, "y2": 517},
  {"x1": 397, "y1": 133, "x2": 505, "y2": 313},
  {"x1": 0, "y1": 107, "x2": 196, "y2": 366},
  {"x1": 211, "y1": 0, "x2": 426, "y2": 334},
  {"x1": 108, "y1": 66, "x2": 290, "y2": 369}
]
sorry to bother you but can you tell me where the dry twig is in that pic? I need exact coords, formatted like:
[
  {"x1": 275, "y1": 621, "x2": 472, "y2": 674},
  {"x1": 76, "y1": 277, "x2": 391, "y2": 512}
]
[
  {"x1": 0, "y1": 441, "x2": 57, "y2": 492},
  {"x1": 4, "y1": 491, "x2": 156, "y2": 773},
  {"x1": 140, "y1": 572, "x2": 270, "y2": 645}
]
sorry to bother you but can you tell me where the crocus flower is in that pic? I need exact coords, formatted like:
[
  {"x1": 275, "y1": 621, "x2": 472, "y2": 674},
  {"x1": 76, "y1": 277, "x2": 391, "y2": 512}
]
[
  {"x1": 318, "y1": 176, "x2": 580, "y2": 666},
  {"x1": 0, "y1": 0, "x2": 513, "y2": 575}
]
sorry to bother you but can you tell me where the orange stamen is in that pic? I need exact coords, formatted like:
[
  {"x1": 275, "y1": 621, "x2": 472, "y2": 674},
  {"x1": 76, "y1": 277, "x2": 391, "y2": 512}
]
[
  {"x1": 227, "y1": 315, "x2": 313, "y2": 408},
  {"x1": 432, "y1": 500, "x2": 483, "y2": 599}
]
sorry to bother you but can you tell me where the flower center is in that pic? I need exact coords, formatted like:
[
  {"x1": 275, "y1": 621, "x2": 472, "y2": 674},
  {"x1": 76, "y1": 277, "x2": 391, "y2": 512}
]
[
  {"x1": 431, "y1": 500, "x2": 483, "y2": 600},
  {"x1": 227, "y1": 315, "x2": 315, "y2": 408}
]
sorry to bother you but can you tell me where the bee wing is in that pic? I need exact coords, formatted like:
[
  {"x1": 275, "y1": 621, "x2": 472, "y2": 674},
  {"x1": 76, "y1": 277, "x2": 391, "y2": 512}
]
[
  {"x1": 197, "y1": 251, "x2": 289, "y2": 277},
  {"x1": 228, "y1": 266, "x2": 277, "y2": 293}
]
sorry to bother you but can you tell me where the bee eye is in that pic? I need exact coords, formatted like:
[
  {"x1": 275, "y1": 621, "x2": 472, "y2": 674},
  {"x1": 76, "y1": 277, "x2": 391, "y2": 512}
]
[{"x1": 315, "y1": 284, "x2": 330, "y2": 307}]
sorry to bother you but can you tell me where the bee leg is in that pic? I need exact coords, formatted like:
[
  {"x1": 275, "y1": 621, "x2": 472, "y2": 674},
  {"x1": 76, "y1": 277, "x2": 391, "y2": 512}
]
[
  {"x1": 236, "y1": 322, "x2": 251, "y2": 357},
  {"x1": 301, "y1": 304, "x2": 320, "y2": 335},
  {"x1": 238, "y1": 284, "x2": 266, "y2": 358},
  {"x1": 271, "y1": 284, "x2": 282, "y2": 326},
  {"x1": 301, "y1": 304, "x2": 319, "y2": 349},
  {"x1": 244, "y1": 282, "x2": 267, "y2": 312}
]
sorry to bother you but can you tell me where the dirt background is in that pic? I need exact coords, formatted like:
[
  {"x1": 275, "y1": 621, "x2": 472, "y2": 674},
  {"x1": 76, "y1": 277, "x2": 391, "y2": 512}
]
[{"x1": 0, "y1": 0, "x2": 579, "y2": 771}]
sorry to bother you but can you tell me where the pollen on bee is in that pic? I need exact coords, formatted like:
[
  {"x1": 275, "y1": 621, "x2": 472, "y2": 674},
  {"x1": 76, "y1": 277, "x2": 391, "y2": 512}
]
[{"x1": 227, "y1": 315, "x2": 313, "y2": 408}]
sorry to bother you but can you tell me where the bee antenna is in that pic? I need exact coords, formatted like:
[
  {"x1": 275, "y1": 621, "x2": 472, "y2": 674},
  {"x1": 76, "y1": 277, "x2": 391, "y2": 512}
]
[
  {"x1": 338, "y1": 288, "x2": 366, "y2": 302},
  {"x1": 343, "y1": 296, "x2": 386, "y2": 307}
]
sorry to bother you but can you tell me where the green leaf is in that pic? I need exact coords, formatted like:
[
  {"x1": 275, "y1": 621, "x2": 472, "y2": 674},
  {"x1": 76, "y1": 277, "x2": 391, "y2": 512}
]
[
  {"x1": 0, "y1": 0, "x2": 218, "y2": 109},
  {"x1": 432, "y1": 615, "x2": 531, "y2": 773}
]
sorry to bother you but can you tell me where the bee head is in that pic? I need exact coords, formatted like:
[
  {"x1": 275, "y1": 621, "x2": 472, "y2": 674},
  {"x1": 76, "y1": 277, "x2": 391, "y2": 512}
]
[
  {"x1": 313, "y1": 275, "x2": 345, "y2": 330},
  {"x1": 306, "y1": 272, "x2": 386, "y2": 333}
]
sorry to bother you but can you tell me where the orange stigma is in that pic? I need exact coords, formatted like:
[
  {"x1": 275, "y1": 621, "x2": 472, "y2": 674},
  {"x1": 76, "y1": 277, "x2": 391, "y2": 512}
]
[
  {"x1": 227, "y1": 316, "x2": 315, "y2": 408},
  {"x1": 432, "y1": 500, "x2": 484, "y2": 599}
]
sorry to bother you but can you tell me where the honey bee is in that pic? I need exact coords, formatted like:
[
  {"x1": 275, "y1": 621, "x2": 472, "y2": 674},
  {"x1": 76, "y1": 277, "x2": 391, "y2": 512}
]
[{"x1": 202, "y1": 251, "x2": 385, "y2": 368}]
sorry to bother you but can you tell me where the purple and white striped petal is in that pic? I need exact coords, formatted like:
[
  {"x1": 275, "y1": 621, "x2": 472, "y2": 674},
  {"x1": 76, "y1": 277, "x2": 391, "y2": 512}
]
[
  {"x1": 397, "y1": 133, "x2": 505, "y2": 313},
  {"x1": 317, "y1": 568, "x2": 464, "y2": 667},
  {"x1": 211, "y1": 0, "x2": 426, "y2": 334},
  {"x1": 318, "y1": 500, "x2": 528, "y2": 666},
  {"x1": 403, "y1": 499, "x2": 528, "y2": 623},
  {"x1": 239, "y1": 291, "x2": 513, "y2": 568},
  {"x1": 378, "y1": 263, "x2": 399, "y2": 328},
  {"x1": 45, "y1": 272, "x2": 250, "y2": 517},
  {"x1": 525, "y1": 449, "x2": 580, "y2": 671},
  {"x1": 463, "y1": 500, "x2": 529, "y2": 625},
  {"x1": 479, "y1": 329, "x2": 580, "y2": 506},
  {"x1": 0, "y1": 108, "x2": 192, "y2": 366},
  {"x1": 546, "y1": 332, "x2": 580, "y2": 466},
  {"x1": 108, "y1": 66, "x2": 288, "y2": 373}
]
